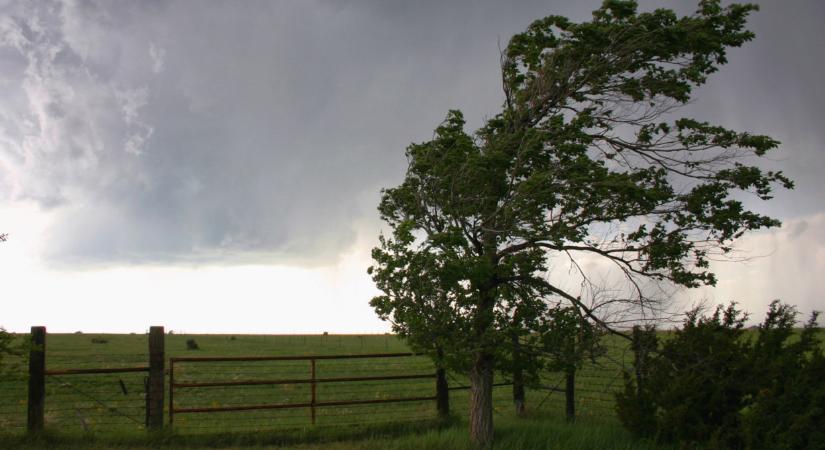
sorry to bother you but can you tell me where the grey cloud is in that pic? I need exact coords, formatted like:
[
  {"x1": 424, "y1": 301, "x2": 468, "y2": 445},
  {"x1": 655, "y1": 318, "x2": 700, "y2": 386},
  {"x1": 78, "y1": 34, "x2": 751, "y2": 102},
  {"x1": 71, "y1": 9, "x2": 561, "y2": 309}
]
[
  {"x1": 681, "y1": 1, "x2": 825, "y2": 219},
  {"x1": 0, "y1": 0, "x2": 823, "y2": 268}
]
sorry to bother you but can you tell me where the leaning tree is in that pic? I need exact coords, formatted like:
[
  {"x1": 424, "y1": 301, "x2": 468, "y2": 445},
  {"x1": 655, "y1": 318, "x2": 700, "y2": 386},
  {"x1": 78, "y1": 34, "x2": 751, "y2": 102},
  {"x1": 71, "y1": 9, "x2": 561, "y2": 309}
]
[{"x1": 369, "y1": 1, "x2": 792, "y2": 447}]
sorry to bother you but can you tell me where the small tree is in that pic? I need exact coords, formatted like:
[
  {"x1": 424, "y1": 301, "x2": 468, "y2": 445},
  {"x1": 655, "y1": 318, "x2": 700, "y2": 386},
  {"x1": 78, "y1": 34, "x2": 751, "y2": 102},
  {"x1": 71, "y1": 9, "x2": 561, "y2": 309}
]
[
  {"x1": 615, "y1": 324, "x2": 659, "y2": 436},
  {"x1": 0, "y1": 233, "x2": 29, "y2": 377},
  {"x1": 0, "y1": 327, "x2": 20, "y2": 375},
  {"x1": 538, "y1": 305, "x2": 605, "y2": 421},
  {"x1": 0, "y1": 233, "x2": 24, "y2": 377},
  {"x1": 370, "y1": 1, "x2": 791, "y2": 446}
]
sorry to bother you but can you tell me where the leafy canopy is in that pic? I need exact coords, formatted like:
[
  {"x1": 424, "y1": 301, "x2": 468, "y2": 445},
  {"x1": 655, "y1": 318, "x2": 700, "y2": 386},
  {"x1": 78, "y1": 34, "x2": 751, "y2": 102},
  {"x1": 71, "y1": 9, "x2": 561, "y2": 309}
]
[{"x1": 370, "y1": 0, "x2": 791, "y2": 369}]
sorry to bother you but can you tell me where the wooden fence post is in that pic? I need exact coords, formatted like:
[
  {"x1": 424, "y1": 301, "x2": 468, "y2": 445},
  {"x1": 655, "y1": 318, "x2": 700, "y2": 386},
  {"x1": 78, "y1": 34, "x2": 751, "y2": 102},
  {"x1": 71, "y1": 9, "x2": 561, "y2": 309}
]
[
  {"x1": 27, "y1": 326, "x2": 46, "y2": 432},
  {"x1": 436, "y1": 367, "x2": 449, "y2": 417},
  {"x1": 565, "y1": 367, "x2": 575, "y2": 422},
  {"x1": 310, "y1": 359, "x2": 317, "y2": 425},
  {"x1": 147, "y1": 326, "x2": 165, "y2": 431}
]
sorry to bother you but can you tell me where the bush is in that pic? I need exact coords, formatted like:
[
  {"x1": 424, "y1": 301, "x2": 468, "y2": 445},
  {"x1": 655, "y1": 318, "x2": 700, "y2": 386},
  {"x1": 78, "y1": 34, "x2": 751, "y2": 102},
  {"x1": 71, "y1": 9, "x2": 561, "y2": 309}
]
[
  {"x1": 0, "y1": 328, "x2": 24, "y2": 377},
  {"x1": 615, "y1": 325, "x2": 659, "y2": 437},
  {"x1": 186, "y1": 338, "x2": 200, "y2": 350},
  {"x1": 617, "y1": 301, "x2": 823, "y2": 450},
  {"x1": 743, "y1": 309, "x2": 825, "y2": 450},
  {"x1": 617, "y1": 303, "x2": 752, "y2": 448}
]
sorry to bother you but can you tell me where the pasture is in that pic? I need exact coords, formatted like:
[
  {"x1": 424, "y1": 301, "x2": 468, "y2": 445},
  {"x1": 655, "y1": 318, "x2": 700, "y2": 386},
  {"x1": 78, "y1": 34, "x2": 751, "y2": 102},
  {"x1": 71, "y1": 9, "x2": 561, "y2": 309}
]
[{"x1": 0, "y1": 332, "x2": 642, "y2": 448}]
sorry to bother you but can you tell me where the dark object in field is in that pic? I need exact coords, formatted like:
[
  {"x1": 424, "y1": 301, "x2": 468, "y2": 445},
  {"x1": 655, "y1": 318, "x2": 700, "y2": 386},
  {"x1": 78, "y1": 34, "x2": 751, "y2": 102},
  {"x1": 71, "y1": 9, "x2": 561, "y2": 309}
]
[
  {"x1": 91, "y1": 337, "x2": 108, "y2": 344},
  {"x1": 230, "y1": 336, "x2": 236, "y2": 341},
  {"x1": 323, "y1": 331, "x2": 329, "y2": 336},
  {"x1": 75, "y1": 409, "x2": 88, "y2": 432},
  {"x1": 186, "y1": 339, "x2": 200, "y2": 350}
]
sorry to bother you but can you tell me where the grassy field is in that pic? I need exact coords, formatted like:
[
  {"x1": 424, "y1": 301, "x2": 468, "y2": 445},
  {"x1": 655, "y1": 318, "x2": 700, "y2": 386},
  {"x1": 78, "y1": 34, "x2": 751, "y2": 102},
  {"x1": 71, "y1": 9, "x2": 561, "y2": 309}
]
[
  {"x1": 0, "y1": 414, "x2": 669, "y2": 449},
  {"x1": 0, "y1": 332, "x2": 635, "y2": 448}
]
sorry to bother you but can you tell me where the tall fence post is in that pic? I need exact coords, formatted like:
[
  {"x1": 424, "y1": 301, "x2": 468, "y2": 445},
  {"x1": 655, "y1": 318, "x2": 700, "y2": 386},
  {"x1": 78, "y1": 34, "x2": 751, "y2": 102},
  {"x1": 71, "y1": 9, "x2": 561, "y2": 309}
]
[
  {"x1": 310, "y1": 359, "x2": 317, "y2": 425},
  {"x1": 565, "y1": 367, "x2": 575, "y2": 422},
  {"x1": 27, "y1": 326, "x2": 46, "y2": 432},
  {"x1": 436, "y1": 367, "x2": 449, "y2": 417},
  {"x1": 147, "y1": 326, "x2": 165, "y2": 431}
]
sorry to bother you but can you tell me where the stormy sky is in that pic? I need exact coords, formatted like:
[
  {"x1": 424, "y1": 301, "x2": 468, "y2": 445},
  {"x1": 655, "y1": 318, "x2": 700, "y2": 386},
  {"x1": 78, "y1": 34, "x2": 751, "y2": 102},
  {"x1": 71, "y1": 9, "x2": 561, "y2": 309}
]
[{"x1": 1, "y1": 0, "x2": 823, "y2": 333}]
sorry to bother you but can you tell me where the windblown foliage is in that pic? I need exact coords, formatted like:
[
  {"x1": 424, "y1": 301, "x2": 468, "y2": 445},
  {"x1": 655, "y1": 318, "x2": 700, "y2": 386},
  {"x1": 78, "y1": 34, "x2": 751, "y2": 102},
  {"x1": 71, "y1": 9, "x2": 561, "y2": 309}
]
[{"x1": 369, "y1": 1, "x2": 791, "y2": 446}]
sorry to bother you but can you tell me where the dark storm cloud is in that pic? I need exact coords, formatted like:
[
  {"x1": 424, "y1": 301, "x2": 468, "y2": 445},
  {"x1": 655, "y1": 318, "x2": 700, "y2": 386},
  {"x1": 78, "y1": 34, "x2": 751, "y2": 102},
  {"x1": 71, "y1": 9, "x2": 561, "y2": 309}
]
[
  {"x1": 0, "y1": 0, "x2": 822, "y2": 266},
  {"x1": 682, "y1": 0, "x2": 825, "y2": 219}
]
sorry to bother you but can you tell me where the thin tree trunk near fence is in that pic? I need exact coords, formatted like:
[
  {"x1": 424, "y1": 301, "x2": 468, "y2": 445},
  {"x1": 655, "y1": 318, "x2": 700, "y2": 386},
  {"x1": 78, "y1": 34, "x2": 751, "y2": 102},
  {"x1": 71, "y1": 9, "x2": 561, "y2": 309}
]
[
  {"x1": 436, "y1": 366, "x2": 449, "y2": 417},
  {"x1": 565, "y1": 366, "x2": 575, "y2": 422},
  {"x1": 512, "y1": 369, "x2": 525, "y2": 416},
  {"x1": 27, "y1": 326, "x2": 46, "y2": 433},
  {"x1": 511, "y1": 335, "x2": 525, "y2": 416},
  {"x1": 435, "y1": 347, "x2": 449, "y2": 418}
]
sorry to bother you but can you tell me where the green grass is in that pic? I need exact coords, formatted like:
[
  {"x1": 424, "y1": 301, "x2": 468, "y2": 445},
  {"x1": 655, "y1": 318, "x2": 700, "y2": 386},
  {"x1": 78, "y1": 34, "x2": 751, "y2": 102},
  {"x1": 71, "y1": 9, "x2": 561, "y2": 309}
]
[
  {"x1": 0, "y1": 332, "x2": 643, "y2": 448},
  {"x1": 0, "y1": 413, "x2": 667, "y2": 449}
]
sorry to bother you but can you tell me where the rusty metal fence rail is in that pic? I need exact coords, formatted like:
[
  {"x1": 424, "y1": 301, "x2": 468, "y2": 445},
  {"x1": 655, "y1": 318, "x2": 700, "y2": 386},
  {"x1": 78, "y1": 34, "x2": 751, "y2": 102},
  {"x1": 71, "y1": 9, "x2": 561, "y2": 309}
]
[{"x1": 169, "y1": 352, "x2": 448, "y2": 429}]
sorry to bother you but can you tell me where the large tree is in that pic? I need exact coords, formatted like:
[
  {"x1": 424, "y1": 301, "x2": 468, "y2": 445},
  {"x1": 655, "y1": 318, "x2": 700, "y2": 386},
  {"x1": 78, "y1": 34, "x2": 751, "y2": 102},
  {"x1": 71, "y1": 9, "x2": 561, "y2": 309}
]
[{"x1": 369, "y1": 1, "x2": 791, "y2": 447}]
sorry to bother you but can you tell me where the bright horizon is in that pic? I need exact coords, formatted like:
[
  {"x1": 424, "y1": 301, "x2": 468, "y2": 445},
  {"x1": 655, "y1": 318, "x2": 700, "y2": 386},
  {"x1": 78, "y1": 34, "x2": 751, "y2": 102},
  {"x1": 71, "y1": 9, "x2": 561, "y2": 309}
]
[{"x1": 2, "y1": 0, "x2": 824, "y2": 334}]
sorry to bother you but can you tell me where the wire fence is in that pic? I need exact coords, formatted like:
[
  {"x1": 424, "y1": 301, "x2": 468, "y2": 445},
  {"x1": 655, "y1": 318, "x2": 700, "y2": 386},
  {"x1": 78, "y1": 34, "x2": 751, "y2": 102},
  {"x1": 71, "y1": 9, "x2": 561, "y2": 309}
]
[
  {"x1": 0, "y1": 332, "x2": 633, "y2": 436},
  {"x1": 44, "y1": 373, "x2": 147, "y2": 431},
  {"x1": 0, "y1": 365, "x2": 27, "y2": 431}
]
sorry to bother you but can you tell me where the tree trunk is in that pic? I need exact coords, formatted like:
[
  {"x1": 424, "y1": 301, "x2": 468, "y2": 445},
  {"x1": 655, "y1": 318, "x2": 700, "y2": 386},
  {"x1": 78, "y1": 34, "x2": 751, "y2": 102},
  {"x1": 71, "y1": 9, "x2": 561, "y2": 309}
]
[
  {"x1": 565, "y1": 366, "x2": 576, "y2": 422},
  {"x1": 436, "y1": 367, "x2": 449, "y2": 417},
  {"x1": 435, "y1": 347, "x2": 450, "y2": 417},
  {"x1": 512, "y1": 368, "x2": 525, "y2": 416},
  {"x1": 470, "y1": 234, "x2": 497, "y2": 449},
  {"x1": 470, "y1": 351, "x2": 494, "y2": 449},
  {"x1": 511, "y1": 334, "x2": 525, "y2": 416}
]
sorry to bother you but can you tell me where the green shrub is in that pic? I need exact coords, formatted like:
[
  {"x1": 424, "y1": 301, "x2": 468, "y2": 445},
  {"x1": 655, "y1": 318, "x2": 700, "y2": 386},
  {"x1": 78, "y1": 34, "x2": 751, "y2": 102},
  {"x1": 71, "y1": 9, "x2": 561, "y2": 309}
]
[
  {"x1": 743, "y1": 309, "x2": 825, "y2": 450},
  {"x1": 616, "y1": 301, "x2": 823, "y2": 450},
  {"x1": 0, "y1": 328, "x2": 28, "y2": 379},
  {"x1": 615, "y1": 326, "x2": 658, "y2": 437},
  {"x1": 619, "y1": 304, "x2": 752, "y2": 447}
]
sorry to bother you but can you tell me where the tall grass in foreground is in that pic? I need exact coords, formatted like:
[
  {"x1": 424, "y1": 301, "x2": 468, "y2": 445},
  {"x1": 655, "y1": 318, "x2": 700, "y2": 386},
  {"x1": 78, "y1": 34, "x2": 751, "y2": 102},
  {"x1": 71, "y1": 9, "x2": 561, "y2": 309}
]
[
  {"x1": 354, "y1": 416, "x2": 671, "y2": 450},
  {"x1": 1, "y1": 414, "x2": 669, "y2": 449}
]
